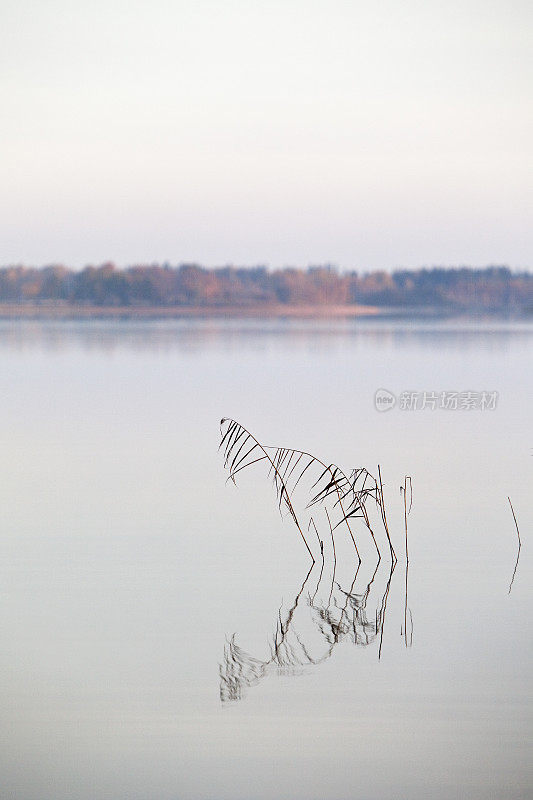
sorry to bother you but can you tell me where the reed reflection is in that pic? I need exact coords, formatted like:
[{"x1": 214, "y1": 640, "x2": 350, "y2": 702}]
[{"x1": 220, "y1": 555, "x2": 405, "y2": 702}]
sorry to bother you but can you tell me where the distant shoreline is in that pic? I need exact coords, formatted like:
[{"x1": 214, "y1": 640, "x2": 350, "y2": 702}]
[{"x1": 2, "y1": 265, "x2": 531, "y2": 317}]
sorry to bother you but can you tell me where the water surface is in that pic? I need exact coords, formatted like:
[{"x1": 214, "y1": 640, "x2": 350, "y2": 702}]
[{"x1": 1, "y1": 318, "x2": 531, "y2": 799}]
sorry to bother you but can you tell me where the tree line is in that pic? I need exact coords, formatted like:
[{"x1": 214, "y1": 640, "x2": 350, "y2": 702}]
[{"x1": 0, "y1": 263, "x2": 531, "y2": 313}]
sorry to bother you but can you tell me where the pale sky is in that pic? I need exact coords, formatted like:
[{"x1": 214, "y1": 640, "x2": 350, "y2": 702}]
[{"x1": 1, "y1": 0, "x2": 531, "y2": 269}]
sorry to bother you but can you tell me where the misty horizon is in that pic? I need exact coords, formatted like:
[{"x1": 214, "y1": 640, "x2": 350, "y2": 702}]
[{"x1": 1, "y1": 1, "x2": 531, "y2": 269}]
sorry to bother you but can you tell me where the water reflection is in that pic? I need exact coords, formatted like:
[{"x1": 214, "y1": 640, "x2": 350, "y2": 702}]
[
  {"x1": 1, "y1": 318, "x2": 532, "y2": 354},
  {"x1": 220, "y1": 556, "x2": 407, "y2": 702}
]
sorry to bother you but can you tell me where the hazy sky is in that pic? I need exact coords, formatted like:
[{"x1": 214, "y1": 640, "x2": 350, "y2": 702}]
[{"x1": 1, "y1": 0, "x2": 531, "y2": 269}]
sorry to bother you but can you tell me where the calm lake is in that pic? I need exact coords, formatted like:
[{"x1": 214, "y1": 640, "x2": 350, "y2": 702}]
[{"x1": 1, "y1": 318, "x2": 531, "y2": 800}]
